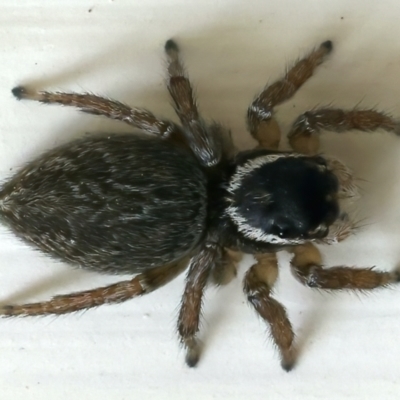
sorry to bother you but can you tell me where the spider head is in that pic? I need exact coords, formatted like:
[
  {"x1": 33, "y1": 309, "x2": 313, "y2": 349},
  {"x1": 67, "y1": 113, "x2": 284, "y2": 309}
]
[{"x1": 227, "y1": 152, "x2": 340, "y2": 245}]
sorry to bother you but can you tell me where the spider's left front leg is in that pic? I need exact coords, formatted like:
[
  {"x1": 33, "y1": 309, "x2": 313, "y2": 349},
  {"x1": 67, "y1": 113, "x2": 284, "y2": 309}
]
[
  {"x1": 288, "y1": 107, "x2": 400, "y2": 155},
  {"x1": 290, "y1": 242, "x2": 399, "y2": 289},
  {"x1": 243, "y1": 253, "x2": 296, "y2": 371},
  {"x1": 288, "y1": 107, "x2": 400, "y2": 242},
  {"x1": 177, "y1": 243, "x2": 222, "y2": 367}
]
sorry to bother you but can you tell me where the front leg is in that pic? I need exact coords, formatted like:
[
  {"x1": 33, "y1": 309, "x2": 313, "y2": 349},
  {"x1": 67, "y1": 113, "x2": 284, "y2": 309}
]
[
  {"x1": 290, "y1": 242, "x2": 399, "y2": 289},
  {"x1": 288, "y1": 108, "x2": 400, "y2": 155}
]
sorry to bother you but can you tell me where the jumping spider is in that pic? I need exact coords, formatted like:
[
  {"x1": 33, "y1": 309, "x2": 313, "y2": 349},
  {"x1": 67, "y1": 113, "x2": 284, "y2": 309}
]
[{"x1": 2, "y1": 39, "x2": 400, "y2": 371}]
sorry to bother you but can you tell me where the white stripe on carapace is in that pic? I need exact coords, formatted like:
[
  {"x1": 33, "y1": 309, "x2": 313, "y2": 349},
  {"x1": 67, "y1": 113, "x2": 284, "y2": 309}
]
[
  {"x1": 226, "y1": 205, "x2": 306, "y2": 245},
  {"x1": 226, "y1": 153, "x2": 306, "y2": 244},
  {"x1": 227, "y1": 153, "x2": 302, "y2": 194}
]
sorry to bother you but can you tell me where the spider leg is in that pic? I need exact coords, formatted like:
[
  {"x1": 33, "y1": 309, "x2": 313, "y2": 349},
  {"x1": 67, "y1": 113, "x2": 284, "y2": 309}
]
[
  {"x1": 0, "y1": 260, "x2": 188, "y2": 317},
  {"x1": 165, "y1": 40, "x2": 222, "y2": 167},
  {"x1": 247, "y1": 40, "x2": 333, "y2": 150},
  {"x1": 288, "y1": 107, "x2": 400, "y2": 155},
  {"x1": 315, "y1": 156, "x2": 360, "y2": 244},
  {"x1": 325, "y1": 156, "x2": 359, "y2": 200},
  {"x1": 243, "y1": 253, "x2": 296, "y2": 371},
  {"x1": 320, "y1": 211, "x2": 359, "y2": 245},
  {"x1": 11, "y1": 86, "x2": 184, "y2": 142},
  {"x1": 177, "y1": 243, "x2": 220, "y2": 367},
  {"x1": 210, "y1": 248, "x2": 242, "y2": 286},
  {"x1": 290, "y1": 242, "x2": 399, "y2": 289}
]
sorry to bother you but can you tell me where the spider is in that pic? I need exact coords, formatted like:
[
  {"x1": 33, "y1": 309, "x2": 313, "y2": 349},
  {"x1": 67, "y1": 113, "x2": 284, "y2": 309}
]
[{"x1": 2, "y1": 39, "x2": 399, "y2": 372}]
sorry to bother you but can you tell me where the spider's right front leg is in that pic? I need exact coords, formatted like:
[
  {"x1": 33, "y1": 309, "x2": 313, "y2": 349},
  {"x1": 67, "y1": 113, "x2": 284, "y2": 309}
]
[{"x1": 247, "y1": 40, "x2": 333, "y2": 150}]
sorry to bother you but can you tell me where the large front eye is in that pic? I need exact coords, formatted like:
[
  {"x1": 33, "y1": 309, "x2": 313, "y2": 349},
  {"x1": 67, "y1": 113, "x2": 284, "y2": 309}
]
[{"x1": 271, "y1": 223, "x2": 292, "y2": 239}]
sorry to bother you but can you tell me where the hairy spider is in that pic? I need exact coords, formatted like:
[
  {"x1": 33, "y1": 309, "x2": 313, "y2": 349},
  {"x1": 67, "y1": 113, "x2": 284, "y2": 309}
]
[{"x1": 2, "y1": 39, "x2": 400, "y2": 371}]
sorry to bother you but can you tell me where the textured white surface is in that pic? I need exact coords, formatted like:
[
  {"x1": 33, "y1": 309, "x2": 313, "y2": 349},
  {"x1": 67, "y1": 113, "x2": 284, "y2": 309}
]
[{"x1": 1, "y1": 1, "x2": 400, "y2": 399}]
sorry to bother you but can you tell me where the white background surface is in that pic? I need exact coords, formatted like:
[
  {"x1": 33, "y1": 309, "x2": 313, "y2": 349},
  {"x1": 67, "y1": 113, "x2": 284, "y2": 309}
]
[{"x1": 1, "y1": 1, "x2": 400, "y2": 399}]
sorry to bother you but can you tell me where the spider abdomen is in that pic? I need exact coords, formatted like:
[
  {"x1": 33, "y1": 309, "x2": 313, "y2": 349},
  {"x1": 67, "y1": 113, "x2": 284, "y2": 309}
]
[{"x1": 0, "y1": 133, "x2": 208, "y2": 274}]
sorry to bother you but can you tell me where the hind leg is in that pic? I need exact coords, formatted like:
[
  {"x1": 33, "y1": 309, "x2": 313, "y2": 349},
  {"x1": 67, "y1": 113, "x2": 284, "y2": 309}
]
[
  {"x1": 11, "y1": 86, "x2": 184, "y2": 143},
  {"x1": 0, "y1": 260, "x2": 188, "y2": 316}
]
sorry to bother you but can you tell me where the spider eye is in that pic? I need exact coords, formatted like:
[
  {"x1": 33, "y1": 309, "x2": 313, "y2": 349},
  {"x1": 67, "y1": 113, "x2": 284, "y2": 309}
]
[{"x1": 271, "y1": 223, "x2": 291, "y2": 239}]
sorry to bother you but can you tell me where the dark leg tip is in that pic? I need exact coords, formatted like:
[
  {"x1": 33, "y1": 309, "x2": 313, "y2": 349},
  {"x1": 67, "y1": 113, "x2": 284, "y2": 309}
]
[
  {"x1": 184, "y1": 337, "x2": 202, "y2": 367},
  {"x1": 185, "y1": 352, "x2": 200, "y2": 368},
  {"x1": 165, "y1": 39, "x2": 179, "y2": 53},
  {"x1": 321, "y1": 40, "x2": 333, "y2": 53},
  {"x1": 281, "y1": 360, "x2": 296, "y2": 372},
  {"x1": 391, "y1": 269, "x2": 400, "y2": 283},
  {"x1": 281, "y1": 348, "x2": 296, "y2": 372},
  {"x1": 1, "y1": 305, "x2": 15, "y2": 317},
  {"x1": 12, "y1": 86, "x2": 27, "y2": 100}
]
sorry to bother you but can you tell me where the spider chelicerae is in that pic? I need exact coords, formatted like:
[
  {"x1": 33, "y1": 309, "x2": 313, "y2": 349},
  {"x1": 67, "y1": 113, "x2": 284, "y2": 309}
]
[{"x1": 2, "y1": 39, "x2": 400, "y2": 371}]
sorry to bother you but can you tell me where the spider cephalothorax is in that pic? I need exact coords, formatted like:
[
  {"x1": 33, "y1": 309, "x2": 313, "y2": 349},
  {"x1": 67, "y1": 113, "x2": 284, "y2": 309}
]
[
  {"x1": 2, "y1": 38, "x2": 400, "y2": 372},
  {"x1": 225, "y1": 152, "x2": 340, "y2": 246}
]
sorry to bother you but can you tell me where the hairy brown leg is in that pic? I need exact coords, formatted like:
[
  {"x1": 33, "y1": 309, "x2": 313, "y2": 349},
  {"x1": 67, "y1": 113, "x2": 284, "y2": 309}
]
[
  {"x1": 290, "y1": 242, "x2": 399, "y2": 289},
  {"x1": 320, "y1": 212, "x2": 358, "y2": 245},
  {"x1": 178, "y1": 243, "x2": 220, "y2": 367},
  {"x1": 288, "y1": 108, "x2": 400, "y2": 155},
  {"x1": 243, "y1": 253, "x2": 296, "y2": 371},
  {"x1": 165, "y1": 40, "x2": 220, "y2": 166},
  {"x1": 315, "y1": 155, "x2": 361, "y2": 245},
  {"x1": 247, "y1": 40, "x2": 333, "y2": 149},
  {"x1": 11, "y1": 86, "x2": 184, "y2": 141},
  {"x1": 210, "y1": 248, "x2": 242, "y2": 286},
  {"x1": 0, "y1": 260, "x2": 188, "y2": 317}
]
